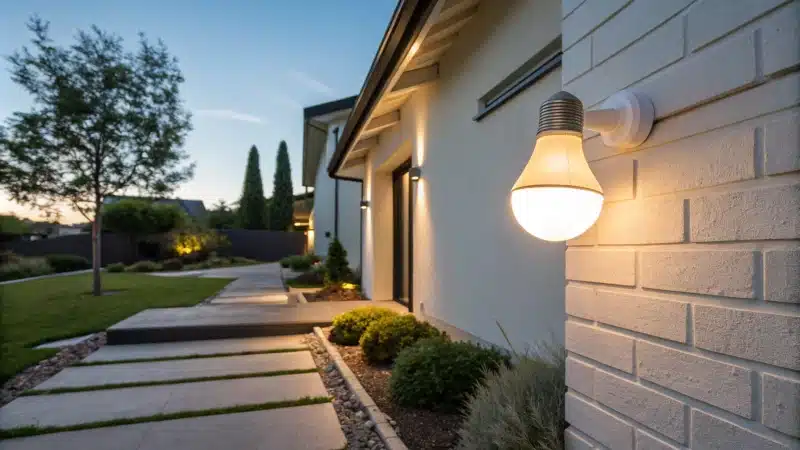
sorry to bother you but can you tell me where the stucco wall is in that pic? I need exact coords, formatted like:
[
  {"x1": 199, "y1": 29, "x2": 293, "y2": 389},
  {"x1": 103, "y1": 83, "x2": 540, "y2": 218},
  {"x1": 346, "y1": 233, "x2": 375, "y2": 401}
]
[{"x1": 560, "y1": 1, "x2": 800, "y2": 449}]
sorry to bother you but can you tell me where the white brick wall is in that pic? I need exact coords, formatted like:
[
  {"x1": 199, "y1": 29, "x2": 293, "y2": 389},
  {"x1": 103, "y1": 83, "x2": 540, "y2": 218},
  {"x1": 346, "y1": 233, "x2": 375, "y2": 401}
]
[{"x1": 562, "y1": 0, "x2": 800, "y2": 448}]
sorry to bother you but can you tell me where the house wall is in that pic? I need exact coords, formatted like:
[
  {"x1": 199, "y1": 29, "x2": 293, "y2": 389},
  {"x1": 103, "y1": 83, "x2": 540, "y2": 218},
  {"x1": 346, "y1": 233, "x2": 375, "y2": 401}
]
[
  {"x1": 363, "y1": 0, "x2": 567, "y2": 350},
  {"x1": 560, "y1": 1, "x2": 800, "y2": 449},
  {"x1": 312, "y1": 118, "x2": 362, "y2": 269}
]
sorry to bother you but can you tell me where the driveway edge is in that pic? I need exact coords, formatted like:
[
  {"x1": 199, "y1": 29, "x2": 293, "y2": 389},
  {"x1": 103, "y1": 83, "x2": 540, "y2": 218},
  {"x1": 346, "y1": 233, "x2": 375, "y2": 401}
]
[{"x1": 312, "y1": 327, "x2": 408, "y2": 450}]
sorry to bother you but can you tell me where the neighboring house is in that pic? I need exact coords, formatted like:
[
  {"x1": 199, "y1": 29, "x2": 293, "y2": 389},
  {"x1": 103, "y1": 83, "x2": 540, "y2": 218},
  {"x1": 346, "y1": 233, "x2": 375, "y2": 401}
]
[
  {"x1": 291, "y1": 191, "x2": 314, "y2": 231},
  {"x1": 323, "y1": 0, "x2": 800, "y2": 449},
  {"x1": 18, "y1": 221, "x2": 86, "y2": 240},
  {"x1": 302, "y1": 96, "x2": 362, "y2": 269},
  {"x1": 103, "y1": 196, "x2": 208, "y2": 221}
]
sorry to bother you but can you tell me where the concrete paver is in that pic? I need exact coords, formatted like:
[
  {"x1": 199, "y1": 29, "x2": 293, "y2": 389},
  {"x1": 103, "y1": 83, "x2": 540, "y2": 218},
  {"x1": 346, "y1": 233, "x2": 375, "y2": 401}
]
[
  {"x1": 82, "y1": 335, "x2": 306, "y2": 363},
  {"x1": 0, "y1": 373, "x2": 327, "y2": 429},
  {"x1": 210, "y1": 293, "x2": 289, "y2": 304},
  {"x1": 0, "y1": 403, "x2": 345, "y2": 450},
  {"x1": 34, "y1": 334, "x2": 95, "y2": 349},
  {"x1": 33, "y1": 351, "x2": 316, "y2": 391}
]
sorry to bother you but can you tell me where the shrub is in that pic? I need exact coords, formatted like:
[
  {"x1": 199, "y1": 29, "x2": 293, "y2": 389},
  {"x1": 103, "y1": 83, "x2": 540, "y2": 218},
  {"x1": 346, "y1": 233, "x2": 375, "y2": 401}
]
[
  {"x1": 161, "y1": 258, "x2": 184, "y2": 271},
  {"x1": 390, "y1": 338, "x2": 509, "y2": 412},
  {"x1": 286, "y1": 270, "x2": 325, "y2": 287},
  {"x1": 325, "y1": 239, "x2": 350, "y2": 284},
  {"x1": 329, "y1": 307, "x2": 400, "y2": 346},
  {"x1": 457, "y1": 346, "x2": 566, "y2": 450},
  {"x1": 360, "y1": 315, "x2": 444, "y2": 363},
  {"x1": 106, "y1": 262, "x2": 126, "y2": 273},
  {"x1": 125, "y1": 260, "x2": 162, "y2": 272},
  {"x1": 282, "y1": 254, "x2": 317, "y2": 271},
  {"x1": 279, "y1": 256, "x2": 291, "y2": 268},
  {"x1": 0, "y1": 257, "x2": 53, "y2": 281},
  {"x1": 0, "y1": 250, "x2": 20, "y2": 264},
  {"x1": 44, "y1": 254, "x2": 91, "y2": 273}
]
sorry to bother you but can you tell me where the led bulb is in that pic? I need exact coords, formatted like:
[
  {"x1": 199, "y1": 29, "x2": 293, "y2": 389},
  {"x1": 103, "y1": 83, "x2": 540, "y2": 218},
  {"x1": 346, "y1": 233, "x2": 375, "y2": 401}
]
[{"x1": 511, "y1": 132, "x2": 603, "y2": 241}]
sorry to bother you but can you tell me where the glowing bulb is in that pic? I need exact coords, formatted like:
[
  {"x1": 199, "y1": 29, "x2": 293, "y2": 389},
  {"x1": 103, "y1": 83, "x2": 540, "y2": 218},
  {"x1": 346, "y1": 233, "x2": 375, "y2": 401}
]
[{"x1": 511, "y1": 132, "x2": 604, "y2": 241}]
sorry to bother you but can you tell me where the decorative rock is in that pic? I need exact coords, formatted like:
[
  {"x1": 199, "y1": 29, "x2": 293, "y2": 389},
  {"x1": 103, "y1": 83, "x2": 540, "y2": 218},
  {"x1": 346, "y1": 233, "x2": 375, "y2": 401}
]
[
  {"x1": 355, "y1": 411, "x2": 366, "y2": 420},
  {"x1": 363, "y1": 420, "x2": 375, "y2": 429}
]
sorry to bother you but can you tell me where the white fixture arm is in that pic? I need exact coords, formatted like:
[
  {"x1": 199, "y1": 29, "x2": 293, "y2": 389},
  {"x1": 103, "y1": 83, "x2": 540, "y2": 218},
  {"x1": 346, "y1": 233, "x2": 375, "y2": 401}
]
[
  {"x1": 582, "y1": 90, "x2": 654, "y2": 149},
  {"x1": 584, "y1": 108, "x2": 620, "y2": 134}
]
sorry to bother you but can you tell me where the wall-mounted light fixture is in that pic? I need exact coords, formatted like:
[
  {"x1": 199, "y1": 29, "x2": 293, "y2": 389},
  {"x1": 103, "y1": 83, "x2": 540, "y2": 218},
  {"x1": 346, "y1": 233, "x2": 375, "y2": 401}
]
[
  {"x1": 360, "y1": 200, "x2": 370, "y2": 210},
  {"x1": 511, "y1": 90, "x2": 654, "y2": 242},
  {"x1": 409, "y1": 167, "x2": 422, "y2": 181}
]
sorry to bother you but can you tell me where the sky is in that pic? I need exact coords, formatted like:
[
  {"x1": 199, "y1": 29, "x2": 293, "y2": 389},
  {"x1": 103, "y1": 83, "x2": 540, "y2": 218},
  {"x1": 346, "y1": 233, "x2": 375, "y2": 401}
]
[{"x1": 0, "y1": 0, "x2": 396, "y2": 223}]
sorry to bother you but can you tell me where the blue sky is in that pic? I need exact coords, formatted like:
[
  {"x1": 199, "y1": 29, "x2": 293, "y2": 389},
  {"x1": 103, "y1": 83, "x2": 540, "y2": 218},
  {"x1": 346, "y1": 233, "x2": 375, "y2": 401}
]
[{"x1": 0, "y1": 0, "x2": 395, "y2": 223}]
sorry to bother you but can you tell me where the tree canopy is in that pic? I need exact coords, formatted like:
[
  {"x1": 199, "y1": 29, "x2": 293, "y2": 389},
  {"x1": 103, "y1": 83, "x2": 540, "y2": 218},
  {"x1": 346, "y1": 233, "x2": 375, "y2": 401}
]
[
  {"x1": 269, "y1": 140, "x2": 294, "y2": 231},
  {"x1": 238, "y1": 145, "x2": 268, "y2": 229}
]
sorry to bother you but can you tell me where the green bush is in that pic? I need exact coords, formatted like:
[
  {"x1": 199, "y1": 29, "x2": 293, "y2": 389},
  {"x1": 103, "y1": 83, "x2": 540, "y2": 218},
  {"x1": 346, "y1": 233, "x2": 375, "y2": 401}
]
[
  {"x1": 0, "y1": 250, "x2": 20, "y2": 264},
  {"x1": 282, "y1": 254, "x2": 318, "y2": 271},
  {"x1": 390, "y1": 338, "x2": 509, "y2": 412},
  {"x1": 44, "y1": 254, "x2": 91, "y2": 273},
  {"x1": 457, "y1": 346, "x2": 566, "y2": 450},
  {"x1": 161, "y1": 258, "x2": 184, "y2": 271},
  {"x1": 360, "y1": 315, "x2": 444, "y2": 363},
  {"x1": 0, "y1": 257, "x2": 53, "y2": 281},
  {"x1": 325, "y1": 239, "x2": 350, "y2": 284},
  {"x1": 125, "y1": 260, "x2": 162, "y2": 272},
  {"x1": 106, "y1": 262, "x2": 126, "y2": 273},
  {"x1": 329, "y1": 307, "x2": 400, "y2": 346},
  {"x1": 279, "y1": 256, "x2": 291, "y2": 268}
]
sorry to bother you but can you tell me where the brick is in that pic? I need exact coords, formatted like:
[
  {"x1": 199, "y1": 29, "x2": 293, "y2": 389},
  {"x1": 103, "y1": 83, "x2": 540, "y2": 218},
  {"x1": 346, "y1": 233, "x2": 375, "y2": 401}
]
[
  {"x1": 566, "y1": 249, "x2": 635, "y2": 286},
  {"x1": 765, "y1": 250, "x2": 800, "y2": 304},
  {"x1": 762, "y1": 373, "x2": 800, "y2": 438},
  {"x1": 592, "y1": 0, "x2": 693, "y2": 64},
  {"x1": 638, "y1": 126, "x2": 755, "y2": 197},
  {"x1": 690, "y1": 184, "x2": 800, "y2": 242},
  {"x1": 637, "y1": 341, "x2": 752, "y2": 418},
  {"x1": 639, "y1": 32, "x2": 757, "y2": 119},
  {"x1": 641, "y1": 250, "x2": 756, "y2": 299},
  {"x1": 565, "y1": 393, "x2": 634, "y2": 450},
  {"x1": 566, "y1": 286, "x2": 688, "y2": 342},
  {"x1": 636, "y1": 429, "x2": 680, "y2": 450},
  {"x1": 563, "y1": 37, "x2": 591, "y2": 83},
  {"x1": 562, "y1": 0, "x2": 629, "y2": 48},
  {"x1": 595, "y1": 371, "x2": 686, "y2": 442},
  {"x1": 597, "y1": 197, "x2": 685, "y2": 245},
  {"x1": 591, "y1": 156, "x2": 634, "y2": 202},
  {"x1": 692, "y1": 410, "x2": 788, "y2": 450},
  {"x1": 565, "y1": 17, "x2": 683, "y2": 107},
  {"x1": 565, "y1": 427, "x2": 596, "y2": 450},
  {"x1": 567, "y1": 356, "x2": 595, "y2": 398},
  {"x1": 687, "y1": 0, "x2": 787, "y2": 51},
  {"x1": 694, "y1": 305, "x2": 800, "y2": 370},
  {"x1": 762, "y1": 2, "x2": 800, "y2": 76},
  {"x1": 764, "y1": 111, "x2": 800, "y2": 175},
  {"x1": 566, "y1": 321, "x2": 634, "y2": 373}
]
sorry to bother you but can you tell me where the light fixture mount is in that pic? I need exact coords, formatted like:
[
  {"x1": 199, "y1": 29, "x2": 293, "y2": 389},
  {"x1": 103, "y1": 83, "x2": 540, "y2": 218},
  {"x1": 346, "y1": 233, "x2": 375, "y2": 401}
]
[
  {"x1": 409, "y1": 167, "x2": 422, "y2": 181},
  {"x1": 584, "y1": 90, "x2": 654, "y2": 148},
  {"x1": 360, "y1": 200, "x2": 369, "y2": 210}
]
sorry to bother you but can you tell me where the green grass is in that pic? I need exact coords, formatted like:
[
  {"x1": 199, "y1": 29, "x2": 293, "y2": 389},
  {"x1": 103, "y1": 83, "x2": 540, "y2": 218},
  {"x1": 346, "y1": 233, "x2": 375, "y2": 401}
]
[
  {"x1": 1, "y1": 273, "x2": 233, "y2": 383},
  {"x1": 20, "y1": 368, "x2": 319, "y2": 396},
  {"x1": 0, "y1": 396, "x2": 331, "y2": 439},
  {"x1": 73, "y1": 347, "x2": 308, "y2": 366}
]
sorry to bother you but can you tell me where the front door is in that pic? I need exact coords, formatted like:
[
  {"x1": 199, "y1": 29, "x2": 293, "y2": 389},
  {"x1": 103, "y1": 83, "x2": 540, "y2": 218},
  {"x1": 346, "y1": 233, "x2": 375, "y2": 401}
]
[{"x1": 392, "y1": 160, "x2": 413, "y2": 311}]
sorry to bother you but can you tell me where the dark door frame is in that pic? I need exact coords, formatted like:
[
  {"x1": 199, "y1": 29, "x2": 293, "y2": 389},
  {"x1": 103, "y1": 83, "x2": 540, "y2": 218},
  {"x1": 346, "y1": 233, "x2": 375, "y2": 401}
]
[{"x1": 392, "y1": 159, "x2": 413, "y2": 312}]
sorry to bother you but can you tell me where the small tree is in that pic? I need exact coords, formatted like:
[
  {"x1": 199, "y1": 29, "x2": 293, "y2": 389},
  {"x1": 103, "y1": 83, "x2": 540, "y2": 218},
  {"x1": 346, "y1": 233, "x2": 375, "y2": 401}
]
[
  {"x1": 325, "y1": 238, "x2": 350, "y2": 284},
  {"x1": 238, "y1": 145, "x2": 268, "y2": 229},
  {"x1": 208, "y1": 199, "x2": 237, "y2": 229},
  {"x1": 103, "y1": 199, "x2": 185, "y2": 259},
  {"x1": 0, "y1": 18, "x2": 194, "y2": 295},
  {"x1": 269, "y1": 140, "x2": 294, "y2": 231}
]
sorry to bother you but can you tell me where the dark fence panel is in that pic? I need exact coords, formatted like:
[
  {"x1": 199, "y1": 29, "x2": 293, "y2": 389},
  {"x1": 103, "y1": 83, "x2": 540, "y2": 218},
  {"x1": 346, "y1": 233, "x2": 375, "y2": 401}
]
[
  {"x1": 219, "y1": 230, "x2": 306, "y2": 262},
  {"x1": 4, "y1": 233, "x2": 135, "y2": 265}
]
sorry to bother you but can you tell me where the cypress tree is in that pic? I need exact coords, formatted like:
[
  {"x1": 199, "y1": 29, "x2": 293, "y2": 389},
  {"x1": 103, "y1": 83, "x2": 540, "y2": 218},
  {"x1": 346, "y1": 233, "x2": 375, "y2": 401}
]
[
  {"x1": 238, "y1": 145, "x2": 268, "y2": 229},
  {"x1": 269, "y1": 140, "x2": 294, "y2": 231}
]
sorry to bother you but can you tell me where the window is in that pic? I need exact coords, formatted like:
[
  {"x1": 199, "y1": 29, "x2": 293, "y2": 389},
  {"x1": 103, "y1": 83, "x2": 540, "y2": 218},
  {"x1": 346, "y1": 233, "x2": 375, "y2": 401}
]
[{"x1": 474, "y1": 37, "x2": 562, "y2": 121}]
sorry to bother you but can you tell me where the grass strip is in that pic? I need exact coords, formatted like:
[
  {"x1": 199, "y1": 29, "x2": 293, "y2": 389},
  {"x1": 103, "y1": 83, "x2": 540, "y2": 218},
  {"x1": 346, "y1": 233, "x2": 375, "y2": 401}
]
[
  {"x1": 73, "y1": 347, "x2": 309, "y2": 366},
  {"x1": 0, "y1": 395, "x2": 331, "y2": 439},
  {"x1": 20, "y1": 368, "x2": 319, "y2": 396}
]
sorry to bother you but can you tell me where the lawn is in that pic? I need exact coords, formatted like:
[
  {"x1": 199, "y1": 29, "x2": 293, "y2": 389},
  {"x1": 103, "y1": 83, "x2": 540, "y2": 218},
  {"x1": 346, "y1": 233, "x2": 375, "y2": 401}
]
[{"x1": 1, "y1": 273, "x2": 232, "y2": 382}]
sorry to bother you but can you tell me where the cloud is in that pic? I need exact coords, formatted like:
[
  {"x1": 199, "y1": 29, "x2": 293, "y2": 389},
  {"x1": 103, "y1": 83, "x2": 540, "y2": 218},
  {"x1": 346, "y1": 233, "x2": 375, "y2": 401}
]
[
  {"x1": 194, "y1": 109, "x2": 265, "y2": 124},
  {"x1": 271, "y1": 93, "x2": 304, "y2": 110},
  {"x1": 287, "y1": 69, "x2": 336, "y2": 96}
]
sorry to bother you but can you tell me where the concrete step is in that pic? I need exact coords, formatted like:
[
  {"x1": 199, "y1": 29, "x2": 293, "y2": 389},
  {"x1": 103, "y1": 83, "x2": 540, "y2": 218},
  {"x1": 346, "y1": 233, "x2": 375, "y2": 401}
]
[{"x1": 1, "y1": 373, "x2": 328, "y2": 430}]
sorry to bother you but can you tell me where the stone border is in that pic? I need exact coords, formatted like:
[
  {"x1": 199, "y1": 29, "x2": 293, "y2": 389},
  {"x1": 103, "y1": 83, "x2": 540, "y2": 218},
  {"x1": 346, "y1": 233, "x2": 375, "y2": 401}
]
[
  {"x1": 296, "y1": 292, "x2": 308, "y2": 303},
  {"x1": 313, "y1": 327, "x2": 408, "y2": 450}
]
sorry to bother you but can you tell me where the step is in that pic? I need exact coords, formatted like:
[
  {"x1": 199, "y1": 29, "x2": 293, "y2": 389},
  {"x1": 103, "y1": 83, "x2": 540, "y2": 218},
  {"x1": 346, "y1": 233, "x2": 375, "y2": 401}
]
[
  {"x1": 0, "y1": 373, "x2": 328, "y2": 430},
  {"x1": 33, "y1": 352, "x2": 316, "y2": 391}
]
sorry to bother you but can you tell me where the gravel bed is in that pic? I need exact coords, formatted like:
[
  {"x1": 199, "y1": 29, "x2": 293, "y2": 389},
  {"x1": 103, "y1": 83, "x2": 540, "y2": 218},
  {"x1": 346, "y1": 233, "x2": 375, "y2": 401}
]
[
  {"x1": 320, "y1": 328, "x2": 463, "y2": 450},
  {"x1": 1, "y1": 332, "x2": 106, "y2": 407},
  {"x1": 304, "y1": 333, "x2": 388, "y2": 450}
]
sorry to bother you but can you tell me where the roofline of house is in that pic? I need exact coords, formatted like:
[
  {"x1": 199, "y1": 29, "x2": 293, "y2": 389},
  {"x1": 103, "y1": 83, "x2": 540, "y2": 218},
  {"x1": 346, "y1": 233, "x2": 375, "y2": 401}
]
[
  {"x1": 326, "y1": 0, "x2": 437, "y2": 177},
  {"x1": 303, "y1": 96, "x2": 358, "y2": 119}
]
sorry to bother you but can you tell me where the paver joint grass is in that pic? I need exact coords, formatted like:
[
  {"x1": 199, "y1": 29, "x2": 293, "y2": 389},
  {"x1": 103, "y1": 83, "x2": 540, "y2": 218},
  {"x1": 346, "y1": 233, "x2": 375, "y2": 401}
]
[
  {"x1": 74, "y1": 347, "x2": 309, "y2": 366},
  {"x1": 20, "y1": 368, "x2": 320, "y2": 396},
  {"x1": 1, "y1": 273, "x2": 233, "y2": 382},
  {"x1": 0, "y1": 396, "x2": 332, "y2": 439}
]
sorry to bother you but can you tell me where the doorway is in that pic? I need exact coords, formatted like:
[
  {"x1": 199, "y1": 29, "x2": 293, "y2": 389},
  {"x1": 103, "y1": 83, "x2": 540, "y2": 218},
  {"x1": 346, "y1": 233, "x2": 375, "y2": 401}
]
[{"x1": 392, "y1": 159, "x2": 413, "y2": 312}]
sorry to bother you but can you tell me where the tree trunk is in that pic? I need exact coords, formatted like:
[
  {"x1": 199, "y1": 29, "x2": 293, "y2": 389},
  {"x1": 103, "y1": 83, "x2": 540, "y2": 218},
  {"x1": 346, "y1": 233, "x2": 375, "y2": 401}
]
[{"x1": 92, "y1": 209, "x2": 103, "y2": 296}]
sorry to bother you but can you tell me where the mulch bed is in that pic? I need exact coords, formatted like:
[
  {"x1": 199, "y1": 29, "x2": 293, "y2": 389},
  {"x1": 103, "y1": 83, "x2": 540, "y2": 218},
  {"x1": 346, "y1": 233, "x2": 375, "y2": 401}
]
[
  {"x1": 322, "y1": 327, "x2": 463, "y2": 450},
  {"x1": 305, "y1": 285, "x2": 366, "y2": 302}
]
